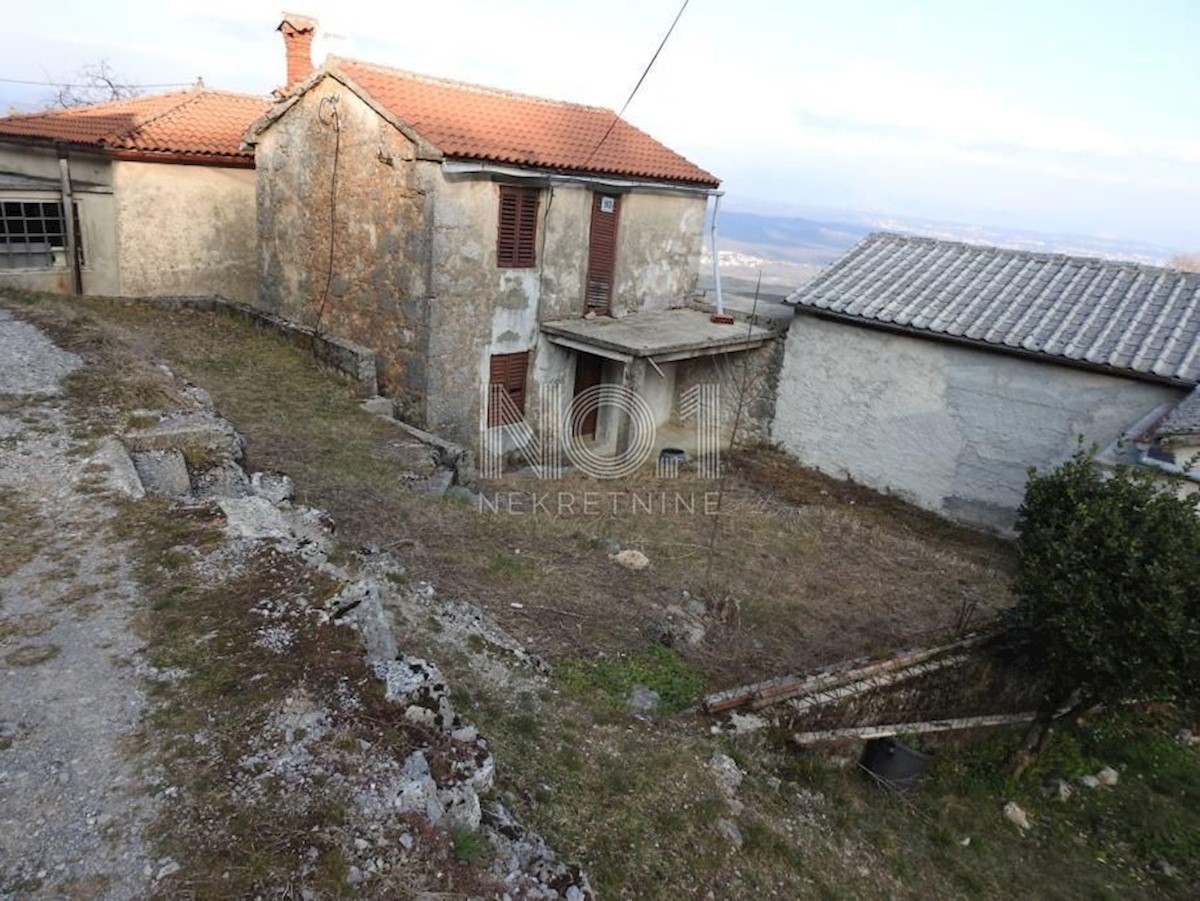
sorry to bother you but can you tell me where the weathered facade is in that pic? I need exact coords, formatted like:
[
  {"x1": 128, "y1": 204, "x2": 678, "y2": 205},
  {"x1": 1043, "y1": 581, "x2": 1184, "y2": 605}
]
[
  {"x1": 248, "y1": 48, "x2": 763, "y2": 460},
  {"x1": 775, "y1": 234, "x2": 1200, "y2": 531},
  {"x1": 113, "y1": 160, "x2": 257, "y2": 301},
  {"x1": 775, "y1": 315, "x2": 1183, "y2": 530},
  {"x1": 0, "y1": 143, "x2": 118, "y2": 294},
  {"x1": 0, "y1": 88, "x2": 267, "y2": 302}
]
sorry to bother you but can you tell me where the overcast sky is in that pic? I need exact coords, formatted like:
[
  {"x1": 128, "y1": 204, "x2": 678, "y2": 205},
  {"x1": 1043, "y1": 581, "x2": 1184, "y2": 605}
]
[{"x1": 3, "y1": 0, "x2": 1198, "y2": 250}]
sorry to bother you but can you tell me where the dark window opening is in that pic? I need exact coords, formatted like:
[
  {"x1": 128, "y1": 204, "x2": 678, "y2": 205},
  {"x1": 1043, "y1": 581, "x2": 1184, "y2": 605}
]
[
  {"x1": 488, "y1": 351, "x2": 529, "y2": 427},
  {"x1": 496, "y1": 186, "x2": 539, "y2": 268},
  {"x1": 0, "y1": 199, "x2": 83, "y2": 270}
]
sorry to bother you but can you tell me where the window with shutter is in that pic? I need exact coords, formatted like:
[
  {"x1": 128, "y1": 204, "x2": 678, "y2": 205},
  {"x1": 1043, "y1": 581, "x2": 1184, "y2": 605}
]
[
  {"x1": 487, "y1": 351, "x2": 529, "y2": 427},
  {"x1": 496, "y1": 186, "x2": 540, "y2": 268}
]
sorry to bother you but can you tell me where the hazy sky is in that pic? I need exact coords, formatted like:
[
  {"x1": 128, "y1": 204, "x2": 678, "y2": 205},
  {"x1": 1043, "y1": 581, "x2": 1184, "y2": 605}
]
[{"x1": 3, "y1": 1, "x2": 1198, "y2": 250}]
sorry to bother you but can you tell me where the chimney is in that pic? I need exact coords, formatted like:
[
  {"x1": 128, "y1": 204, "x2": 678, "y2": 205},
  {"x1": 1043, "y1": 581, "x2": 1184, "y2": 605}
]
[{"x1": 278, "y1": 13, "x2": 318, "y2": 86}]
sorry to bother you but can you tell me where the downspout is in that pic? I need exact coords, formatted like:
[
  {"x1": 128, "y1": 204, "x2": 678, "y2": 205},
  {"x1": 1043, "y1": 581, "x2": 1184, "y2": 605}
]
[
  {"x1": 56, "y1": 146, "x2": 81, "y2": 295},
  {"x1": 709, "y1": 191, "x2": 733, "y2": 324}
]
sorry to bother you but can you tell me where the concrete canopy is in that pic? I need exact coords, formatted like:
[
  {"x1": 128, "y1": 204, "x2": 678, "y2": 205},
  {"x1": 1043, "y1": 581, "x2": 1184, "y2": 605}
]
[{"x1": 541, "y1": 308, "x2": 773, "y2": 364}]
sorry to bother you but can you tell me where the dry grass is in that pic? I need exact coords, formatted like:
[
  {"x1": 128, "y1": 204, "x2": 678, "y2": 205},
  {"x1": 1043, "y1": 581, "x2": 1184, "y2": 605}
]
[
  {"x1": 3, "y1": 295, "x2": 1014, "y2": 686},
  {"x1": 5, "y1": 643, "x2": 61, "y2": 666},
  {"x1": 0, "y1": 488, "x2": 46, "y2": 579}
]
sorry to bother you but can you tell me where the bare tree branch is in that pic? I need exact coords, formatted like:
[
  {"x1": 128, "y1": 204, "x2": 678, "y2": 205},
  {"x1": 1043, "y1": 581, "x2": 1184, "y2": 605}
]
[{"x1": 47, "y1": 59, "x2": 142, "y2": 108}]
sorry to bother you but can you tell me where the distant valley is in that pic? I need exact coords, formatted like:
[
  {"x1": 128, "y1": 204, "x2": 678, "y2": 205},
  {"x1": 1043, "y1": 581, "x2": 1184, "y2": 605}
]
[{"x1": 700, "y1": 209, "x2": 1186, "y2": 302}]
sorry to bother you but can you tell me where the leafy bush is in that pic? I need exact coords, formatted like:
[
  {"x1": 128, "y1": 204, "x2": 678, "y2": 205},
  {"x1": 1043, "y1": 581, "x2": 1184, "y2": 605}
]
[{"x1": 1008, "y1": 447, "x2": 1200, "y2": 712}]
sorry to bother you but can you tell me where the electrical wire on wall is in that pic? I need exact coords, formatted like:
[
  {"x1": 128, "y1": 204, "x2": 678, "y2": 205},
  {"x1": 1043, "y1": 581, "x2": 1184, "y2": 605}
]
[
  {"x1": 536, "y1": 183, "x2": 556, "y2": 296},
  {"x1": 313, "y1": 93, "x2": 341, "y2": 335}
]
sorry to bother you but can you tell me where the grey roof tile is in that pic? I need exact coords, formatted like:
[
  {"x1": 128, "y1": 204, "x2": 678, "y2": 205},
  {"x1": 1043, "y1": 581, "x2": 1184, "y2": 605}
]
[
  {"x1": 1156, "y1": 387, "x2": 1200, "y2": 437},
  {"x1": 788, "y1": 233, "x2": 1200, "y2": 384}
]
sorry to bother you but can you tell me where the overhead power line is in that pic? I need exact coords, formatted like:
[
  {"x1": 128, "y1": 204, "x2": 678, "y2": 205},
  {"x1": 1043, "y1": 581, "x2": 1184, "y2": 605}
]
[
  {"x1": 583, "y1": 0, "x2": 690, "y2": 166},
  {"x1": 0, "y1": 76, "x2": 192, "y2": 89}
]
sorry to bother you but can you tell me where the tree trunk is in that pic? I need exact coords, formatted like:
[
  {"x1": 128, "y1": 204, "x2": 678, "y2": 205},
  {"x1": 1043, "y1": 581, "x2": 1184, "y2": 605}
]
[{"x1": 1006, "y1": 689, "x2": 1088, "y2": 777}]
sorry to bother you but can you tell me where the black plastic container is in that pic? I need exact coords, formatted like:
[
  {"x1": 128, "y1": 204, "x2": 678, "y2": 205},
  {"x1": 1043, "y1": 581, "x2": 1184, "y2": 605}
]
[{"x1": 860, "y1": 737, "x2": 934, "y2": 793}]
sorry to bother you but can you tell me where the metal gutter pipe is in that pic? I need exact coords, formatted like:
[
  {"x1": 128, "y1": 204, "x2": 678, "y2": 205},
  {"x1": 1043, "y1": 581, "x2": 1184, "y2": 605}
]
[{"x1": 710, "y1": 192, "x2": 727, "y2": 320}]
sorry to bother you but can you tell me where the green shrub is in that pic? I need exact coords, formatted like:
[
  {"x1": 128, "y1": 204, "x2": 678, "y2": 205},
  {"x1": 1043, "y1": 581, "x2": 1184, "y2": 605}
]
[{"x1": 1008, "y1": 447, "x2": 1200, "y2": 713}]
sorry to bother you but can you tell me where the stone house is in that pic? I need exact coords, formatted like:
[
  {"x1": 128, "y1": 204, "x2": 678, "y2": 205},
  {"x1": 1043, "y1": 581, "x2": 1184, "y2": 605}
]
[
  {"x1": 0, "y1": 88, "x2": 268, "y2": 302},
  {"x1": 774, "y1": 233, "x2": 1200, "y2": 531},
  {"x1": 245, "y1": 25, "x2": 778, "y2": 462}
]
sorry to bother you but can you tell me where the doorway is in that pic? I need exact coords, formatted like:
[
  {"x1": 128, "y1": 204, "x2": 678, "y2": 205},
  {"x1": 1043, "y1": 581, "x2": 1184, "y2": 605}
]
[{"x1": 572, "y1": 352, "x2": 604, "y2": 438}]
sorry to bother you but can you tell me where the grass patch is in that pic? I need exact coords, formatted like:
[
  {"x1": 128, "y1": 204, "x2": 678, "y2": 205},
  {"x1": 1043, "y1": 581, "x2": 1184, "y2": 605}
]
[
  {"x1": 0, "y1": 488, "x2": 44, "y2": 578},
  {"x1": 0, "y1": 613, "x2": 54, "y2": 641},
  {"x1": 9, "y1": 292, "x2": 1189, "y2": 898},
  {"x1": 5, "y1": 643, "x2": 61, "y2": 666},
  {"x1": 557, "y1": 644, "x2": 706, "y2": 714}
]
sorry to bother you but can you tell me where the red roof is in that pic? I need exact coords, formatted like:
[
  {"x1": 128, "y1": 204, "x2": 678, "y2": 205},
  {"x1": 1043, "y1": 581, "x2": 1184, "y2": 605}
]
[
  {"x1": 0, "y1": 88, "x2": 270, "y2": 165},
  {"x1": 331, "y1": 58, "x2": 719, "y2": 188}
]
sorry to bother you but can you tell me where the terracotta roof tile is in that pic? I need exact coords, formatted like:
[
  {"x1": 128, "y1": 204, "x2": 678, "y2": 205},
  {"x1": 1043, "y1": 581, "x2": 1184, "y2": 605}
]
[
  {"x1": 332, "y1": 58, "x2": 719, "y2": 187},
  {"x1": 0, "y1": 89, "x2": 270, "y2": 164}
]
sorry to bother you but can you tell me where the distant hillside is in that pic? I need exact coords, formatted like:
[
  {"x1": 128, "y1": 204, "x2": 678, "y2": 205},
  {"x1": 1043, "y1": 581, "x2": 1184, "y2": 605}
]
[
  {"x1": 702, "y1": 208, "x2": 1184, "y2": 301},
  {"x1": 712, "y1": 212, "x2": 869, "y2": 266}
]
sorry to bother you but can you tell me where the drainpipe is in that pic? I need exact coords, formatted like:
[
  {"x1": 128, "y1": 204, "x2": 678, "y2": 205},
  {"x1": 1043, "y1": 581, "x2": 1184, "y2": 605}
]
[
  {"x1": 709, "y1": 192, "x2": 732, "y2": 324},
  {"x1": 56, "y1": 146, "x2": 81, "y2": 295}
]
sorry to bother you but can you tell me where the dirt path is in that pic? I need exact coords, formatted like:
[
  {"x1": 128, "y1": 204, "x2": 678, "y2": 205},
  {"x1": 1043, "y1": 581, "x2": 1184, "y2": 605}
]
[{"x1": 0, "y1": 311, "x2": 157, "y2": 900}]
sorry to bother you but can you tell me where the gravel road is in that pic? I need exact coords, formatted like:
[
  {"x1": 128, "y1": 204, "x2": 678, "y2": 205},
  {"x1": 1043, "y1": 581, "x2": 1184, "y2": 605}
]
[{"x1": 0, "y1": 309, "x2": 157, "y2": 900}]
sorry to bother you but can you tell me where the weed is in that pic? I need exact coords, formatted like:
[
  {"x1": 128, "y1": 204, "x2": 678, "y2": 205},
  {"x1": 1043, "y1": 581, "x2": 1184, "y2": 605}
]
[
  {"x1": 52, "y1": 584, "x2": 97, "y2": 608},
  {"x1": 451, "y1": 826, "x2": 488, "y2": 863},
  {"x1": 487, "y1": 551, "x2": 534, "y2": 579}
]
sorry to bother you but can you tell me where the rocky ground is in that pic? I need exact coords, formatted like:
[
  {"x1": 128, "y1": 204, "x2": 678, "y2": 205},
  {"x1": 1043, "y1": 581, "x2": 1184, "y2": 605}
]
[
  {"x1": 0, "y1": 309, "x2": 157, "y2": 899},
  {"x1": 0, "y1": 307, "x2": 590, "y2": 899}
]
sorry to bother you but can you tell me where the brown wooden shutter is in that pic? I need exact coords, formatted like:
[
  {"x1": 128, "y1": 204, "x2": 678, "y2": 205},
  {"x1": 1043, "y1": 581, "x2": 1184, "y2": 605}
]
[
  {"x1": 516, "y1": 189, "x2": 539, "y2": 267},
  {"x1": 487, "y1": 351, "x2": 529, "y2": 426},
  {"x1": 497, "y1": 186, "x2": 539, "y2": 268},
  {"x1": 584, "y1": 193, "x2": 620, "y2": 314},
  {"x1": 497, "y1": 187, "x2": 519, "y2": 267}
]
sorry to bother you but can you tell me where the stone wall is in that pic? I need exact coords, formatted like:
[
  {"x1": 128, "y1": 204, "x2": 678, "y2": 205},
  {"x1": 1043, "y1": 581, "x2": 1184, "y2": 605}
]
[
  {"x1": 113, "y1": 160, "x2": 257, "y2": 303},
  {"x1": 674, "y1": 340, "x2": 784, "y2": 448},
  {"x1": 254, "y1": 77, "x2": 434, "y2": 422},
  {"x1": 773, "y1": 314, "x2": 1185, "y2": 531}
]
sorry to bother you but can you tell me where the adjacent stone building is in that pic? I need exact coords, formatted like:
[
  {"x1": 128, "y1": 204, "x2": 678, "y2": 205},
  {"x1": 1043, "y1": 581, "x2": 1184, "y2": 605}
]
[
  {"x1": 245, "y1": 28, "x2": 779, "y2": 460},
  {"x1": 0, "y1": 88, "x2": 268, "y2": 301},
  {"x1": 774, "y1": 233, "x2": 1200, "y2": 531}
]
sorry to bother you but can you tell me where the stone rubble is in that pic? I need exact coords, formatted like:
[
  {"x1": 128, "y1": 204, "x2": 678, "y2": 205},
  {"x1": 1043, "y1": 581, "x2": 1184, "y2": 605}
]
[
  {"x1": 627, "y1": 684, "x2": 661, "y2": 715},
  {"x1": 115, "y1": 367, "x2": 593, "y2": 897},
  {"x1": 1096, "y1": 766, "x2": 1119, "y2": 787},
  {"x1": 610, "y1": 548, "x2": 650, "y2": 570},
  {"x1": 1002, "y1": 800, "x2": 1031, "y2": 831}
]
